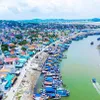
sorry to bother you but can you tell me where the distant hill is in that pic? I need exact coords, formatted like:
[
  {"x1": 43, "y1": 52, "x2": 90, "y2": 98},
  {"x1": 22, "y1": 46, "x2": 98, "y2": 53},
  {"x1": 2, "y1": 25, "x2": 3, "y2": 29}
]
[
  {"x1": 91, "y1": 18, "x2": 100, "y2": 22},
  {"x1": 18, "y1": 18, "x2": 100, "y2": 23},
  {"x1": 18, "y1": 19, "x2": 90, "y2": 23}
]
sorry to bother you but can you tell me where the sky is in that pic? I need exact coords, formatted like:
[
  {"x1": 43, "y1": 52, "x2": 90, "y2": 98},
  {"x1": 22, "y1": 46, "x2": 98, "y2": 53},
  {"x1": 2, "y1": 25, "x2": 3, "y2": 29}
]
[{"x1": 0, "y1": 0, "x2": 100, "y2": 20}]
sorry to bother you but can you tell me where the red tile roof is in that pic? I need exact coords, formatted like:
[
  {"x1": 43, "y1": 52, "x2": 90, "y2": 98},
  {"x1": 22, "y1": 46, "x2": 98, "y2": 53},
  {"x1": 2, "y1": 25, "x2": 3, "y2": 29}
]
[{"x1": 4, "y1": 58, "x2": 19, "y2": 62}]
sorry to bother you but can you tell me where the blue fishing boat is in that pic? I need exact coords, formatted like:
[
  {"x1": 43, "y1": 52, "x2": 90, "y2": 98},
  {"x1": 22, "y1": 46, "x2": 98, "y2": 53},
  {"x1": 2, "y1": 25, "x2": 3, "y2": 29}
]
[
  {"x1": 72, "y1": 37, "x2": 79, "y2": 41},
  {"x1": 84, "y1": 34, "x2": 88, "y2": 38},
  {"x1": 45, "y1": 77, "x2": 53, "y2": 82},
  {"x1": 42, "y1": 86, "x2": 61, "y2": 99},
  {"x1": 97, "y1": 37, "x2": 100, "y2": 41},
  {"x1": 90, "y1": 41, "x2": 94, "y2": 45},
  {"x1": 43, "y1": 79, "x2": 63, "y2": 88},
  {"x1": 92, "y1": 78, "x2": 96, "y2": 83},
  {"x1": 44, "y1": 86, "x2": 55, "y2": 93},
  {"x1": 45, "y1": 76, "x2": 61, "y2": 80},
  {"x1": 66, "y1": 40, "x2": 72, "y2": 44},
  {"x1": 56, "y1": 87, "x2": 70, "y2": 97},
  {"x1": 95, "y1": 33, "x2": 100, "y2": 35}
]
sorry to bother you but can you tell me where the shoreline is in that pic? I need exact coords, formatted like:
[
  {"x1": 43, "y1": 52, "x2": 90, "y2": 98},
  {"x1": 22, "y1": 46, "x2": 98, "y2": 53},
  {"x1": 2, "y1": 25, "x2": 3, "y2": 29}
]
[
  {"x1": 4, "y1": 31, "x2": 100, "y2": 100},
  {"x1": 16, "y1": 52, "x2": 49, "y2": 100}
]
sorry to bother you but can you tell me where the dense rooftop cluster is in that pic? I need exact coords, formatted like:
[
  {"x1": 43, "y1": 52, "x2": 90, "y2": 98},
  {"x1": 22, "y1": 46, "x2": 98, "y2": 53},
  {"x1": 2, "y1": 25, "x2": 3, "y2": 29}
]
[{"x1": 0, "y1": 20, "x2": 100, "y2": 99}]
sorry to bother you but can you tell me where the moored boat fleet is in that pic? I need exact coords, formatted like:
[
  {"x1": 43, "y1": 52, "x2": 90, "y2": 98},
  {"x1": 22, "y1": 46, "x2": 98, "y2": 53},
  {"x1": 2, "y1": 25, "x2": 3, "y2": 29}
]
[{"x1": 33, "y1": 40, "x2": 70, "y2": 100}]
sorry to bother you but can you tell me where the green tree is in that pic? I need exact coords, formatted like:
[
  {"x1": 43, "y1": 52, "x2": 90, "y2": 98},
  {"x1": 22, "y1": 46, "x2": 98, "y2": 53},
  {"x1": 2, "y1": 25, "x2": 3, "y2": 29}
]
[
  {"x1": 16, "y1": 35, "x2": 22, "y2": 39},
  {"x1": 21, "y1": 47, "x2": 27, "y2": 51},
  {"x1": 19, "y1": 40, "x2": 28, "y2": 45},
  {"x1": 1, "y1": 44, "x2": 8, "y2": 52}
]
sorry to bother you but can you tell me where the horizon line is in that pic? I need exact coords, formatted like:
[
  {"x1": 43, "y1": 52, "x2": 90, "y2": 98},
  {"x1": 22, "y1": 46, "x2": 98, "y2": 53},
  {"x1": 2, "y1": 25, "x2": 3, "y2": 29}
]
[{"x1": 0, "y1": 18, "x2": 99, "y2": 21}]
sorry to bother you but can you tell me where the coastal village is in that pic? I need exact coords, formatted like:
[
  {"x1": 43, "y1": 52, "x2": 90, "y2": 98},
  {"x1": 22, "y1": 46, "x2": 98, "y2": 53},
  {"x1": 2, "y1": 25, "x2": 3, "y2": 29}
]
[{"x1": 0, "y1": 20, "x2": 100, "y2": 100}]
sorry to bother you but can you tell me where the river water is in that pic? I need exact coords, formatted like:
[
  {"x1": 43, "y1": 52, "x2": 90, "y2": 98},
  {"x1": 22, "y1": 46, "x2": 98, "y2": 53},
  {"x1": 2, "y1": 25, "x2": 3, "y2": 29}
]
[
  {"x1": 36, "y1": 35, "x2": 100, "y2": 100},
  {"x1": 61, "y1": 35, "x2": 100, "y2": 100}
]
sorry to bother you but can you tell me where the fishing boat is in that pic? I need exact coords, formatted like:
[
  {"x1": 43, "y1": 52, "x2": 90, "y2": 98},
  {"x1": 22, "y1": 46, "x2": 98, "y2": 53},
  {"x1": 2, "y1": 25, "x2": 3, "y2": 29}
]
[
  {"x1": 44, "y1": 76, "x2": 61, "y2": 80},
  {"x1": 41, "y1": 70, "x2": 47, "y2": 74},
  {"x1": 44, "y1": 77, "x2": 53, "y2": 81},
  {"x1": 45, "y1": 76, "x2": 61, "y2": 80},
  {"x1": 90, "y1": 41, "x2": 94, "y2": 45},
  {"x1": 52, "y1": 76, "x2": 61, "y2": 79},
  {"x1": 44, "y1": 77, "x2": 63, "y2": 86},
  {"x1": 42, "y1": 80, "x2": 62, "y2": 88},
  {"x1": 62, "y1": 55, "x2": 67, "y2": 59},
  {"x1": 95, "y1": 33, "x2": 100, "y2": 35},
  {"x1": 66, "y1": 40, "x2": 72, "y2": 44},
  {"x1": 84, "y1": 34, "x2": 88, "y2": 38},
  {"x1": 45, "y1": 63, "x2": 53, "y2": 67},
  {"x1": 48, "y1": 93, "x2": 61, "y2": 100},
  {"x1": 92, "y1": 78, "x2": 96, "y2": 83},
  {"x1": 41, "y1": 86, "x2": 61, "y2": 100},
  {"x1": 33, "y1": 93, "x2": 49, "y2": 100},
  {"x1": 97, "y1": 37, "x2": 100, "y2": 41},
  {"x1": 44, "y1": 72, "x2": 61, "y2": 77},
  {"x1": 50, "y1": 70, "x2": 60, "y2": 74},
  {"x1": 43, "y1": 81, "x2": 62, "y2": 87},
  {"x1": 43, "y1": 81, "x2": 53, "y2": 86},
  {"x1": 72, "y1": 37, "x2": 79, "y2": 41},
  {"x1": 56, "y1": 87, "x2": 70, "y2": 97}
]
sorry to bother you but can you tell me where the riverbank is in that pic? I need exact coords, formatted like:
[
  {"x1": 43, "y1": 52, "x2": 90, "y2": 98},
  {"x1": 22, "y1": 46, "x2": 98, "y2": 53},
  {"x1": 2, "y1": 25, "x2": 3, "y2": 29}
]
[
  {"x1": 14, "y1": 52, "x2": 49, "y2": 100},
  {"x1": 4, "y1": 31, "x2": 100, "y2": 100}
]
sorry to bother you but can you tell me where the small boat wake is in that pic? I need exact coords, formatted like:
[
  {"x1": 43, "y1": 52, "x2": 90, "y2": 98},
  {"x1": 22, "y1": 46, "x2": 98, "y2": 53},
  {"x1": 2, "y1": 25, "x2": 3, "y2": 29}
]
[{"x1": 92, "y1": 78, "x2": 100, "y2": 95}]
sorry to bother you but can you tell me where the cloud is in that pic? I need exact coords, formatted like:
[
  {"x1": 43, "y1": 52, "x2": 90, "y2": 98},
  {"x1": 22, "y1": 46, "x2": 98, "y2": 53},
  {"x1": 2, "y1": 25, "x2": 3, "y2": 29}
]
[
  {"x1": 30, "y1": 7, "x2": 41, "y2": 13},
  {"x1": 7, "y1": 7, "x2": 21, "y2": 14},
  {"x1": 0, "y1": 0, "x2": 100, "y2": 20}
]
